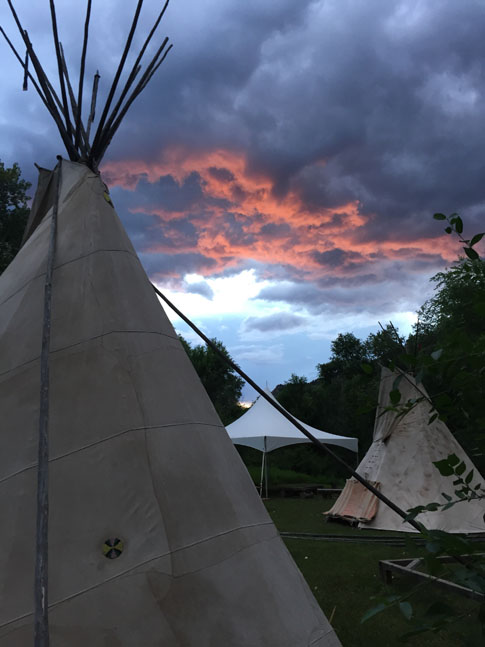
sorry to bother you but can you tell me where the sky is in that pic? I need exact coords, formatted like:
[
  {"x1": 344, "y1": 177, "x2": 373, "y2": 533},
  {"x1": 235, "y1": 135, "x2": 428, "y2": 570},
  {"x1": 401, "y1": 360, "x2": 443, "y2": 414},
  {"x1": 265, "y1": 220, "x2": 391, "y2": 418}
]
[{"x1": 1, "y1": 0, "x2": 485, "y2": 400}]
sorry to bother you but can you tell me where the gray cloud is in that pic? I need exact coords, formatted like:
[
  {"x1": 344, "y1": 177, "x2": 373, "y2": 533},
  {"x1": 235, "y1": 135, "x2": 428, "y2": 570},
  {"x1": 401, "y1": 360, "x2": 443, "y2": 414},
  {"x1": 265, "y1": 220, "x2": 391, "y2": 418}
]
[
  {"x1": 2, "y1": 0, "x2": 485, "y2": 319},
  {"x1": 243, "y1": 312, "x2": 307, "y2": 333},
  {"x1": 185, "y1": 281, "x2": 214, "y2": 300}
]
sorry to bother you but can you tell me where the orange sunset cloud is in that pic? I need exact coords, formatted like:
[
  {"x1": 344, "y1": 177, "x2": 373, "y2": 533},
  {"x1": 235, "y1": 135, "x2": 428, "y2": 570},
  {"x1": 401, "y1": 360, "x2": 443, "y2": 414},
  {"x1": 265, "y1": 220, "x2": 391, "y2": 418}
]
[{"x1": 102, "y1": 147, "x2": 458, "y2": 282}]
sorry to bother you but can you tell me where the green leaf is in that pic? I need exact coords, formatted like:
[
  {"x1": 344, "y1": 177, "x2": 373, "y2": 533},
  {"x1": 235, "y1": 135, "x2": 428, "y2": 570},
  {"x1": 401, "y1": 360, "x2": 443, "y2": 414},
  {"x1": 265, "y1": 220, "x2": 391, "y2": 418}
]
[
  {"x1": 433, "y1": 213, "x2": 447, "y2": 220},
  {"x1": 470, "y1": 232, "x2": 484, "y2": 246},
  {"x1": 361, "y1": 362, "x2": 373, "y2": 375},
  {"x1": 389, "y1": 388, "x2": 401, "y2": 405},
  {"x1": 433, "y1": 459, "x2": 455, "y2": 476},
  {"x1": 455, "y1": 461, "x2": 466, "y2": 475},
  {"x1": 454, "y1": 216, "x2": 463, "y2": 233},
  {"x1": 399, "y1": 601, "x2": 413, "y2": 620},
  {"x1": 428, "y1": 413, "x2": 438, "y2": 424},
  {"x1": 465, "y1": 469, "x2": 474, "y2": 485},
  {"x1": 447, "y1": 454, "x2": 460, "y2": 466},
  {"x1": 441, "y1": 492, "x2": 452, "y2": 501},
  {"x1": 464, "y1": 246, "x2": 479, "y2": 260},
  {"x1": 445, "y1": 226, "x2": 452, "y2": 234}
]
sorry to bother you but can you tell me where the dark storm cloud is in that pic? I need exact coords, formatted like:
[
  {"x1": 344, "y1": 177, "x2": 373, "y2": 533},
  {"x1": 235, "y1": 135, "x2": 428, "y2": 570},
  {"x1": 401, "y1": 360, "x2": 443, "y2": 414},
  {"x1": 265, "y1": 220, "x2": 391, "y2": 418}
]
[
  {"x1": 3, "y1": 0, "x2": 485, "y2": 308},
  {"x1": 259, "y1": 222, "x2": 292, "y2": 238},
  {"x1": 113, "y1": 172, "x2": 206, "y2": 213},
  {"x1": 5, "y1": 0, "x2": 485, "y2": 234},
  {"x1": 208, "y1": 167, "x2": 235, "y2": 183},
  {"x1": 104, "y1": 0, "x2": 485, "y2": 251},
  {"x1": 311, "y1": 248, "x2": 365, "y2": 269},
  {"x1": 243, "y1": 312, "x2": 307, "y2": 333},
  {"x1": 256, "y1": 279, "x2": 408, "y2": 316}
]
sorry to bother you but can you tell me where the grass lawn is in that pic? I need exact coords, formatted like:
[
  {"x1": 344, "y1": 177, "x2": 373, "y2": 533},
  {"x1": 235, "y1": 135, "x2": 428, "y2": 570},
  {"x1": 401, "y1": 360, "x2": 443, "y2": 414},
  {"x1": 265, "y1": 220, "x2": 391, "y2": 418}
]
[{"x1": 264, "y1": 497, "x2": 485, "y2": 647}]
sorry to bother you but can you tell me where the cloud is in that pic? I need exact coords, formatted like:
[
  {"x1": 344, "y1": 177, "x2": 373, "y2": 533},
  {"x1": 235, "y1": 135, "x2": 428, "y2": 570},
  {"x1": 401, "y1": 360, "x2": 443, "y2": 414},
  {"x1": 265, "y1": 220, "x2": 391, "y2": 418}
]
[
  {"x1": 184, "y1": 280, "x2": 214, "y2": 300},
  {"x1": 243, "y1": 312, "x2": 307, "y2": 333},
  {"x1": 234, "y1": 344, "x2": 284, "y2": 364},
  {"x1": 2, "y1": 0, "x2": 485, "y2": 343}
]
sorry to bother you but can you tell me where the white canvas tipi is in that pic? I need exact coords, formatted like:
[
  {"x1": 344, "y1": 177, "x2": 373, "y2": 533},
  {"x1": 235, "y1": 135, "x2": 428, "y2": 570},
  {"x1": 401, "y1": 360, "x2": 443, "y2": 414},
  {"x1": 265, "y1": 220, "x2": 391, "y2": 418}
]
[
  {"x1": 326, "y1": 367, "x2": 485, "y2": 533},
  {"x1": 0, "y1": 4, "x2": 341, "y2": 645}
]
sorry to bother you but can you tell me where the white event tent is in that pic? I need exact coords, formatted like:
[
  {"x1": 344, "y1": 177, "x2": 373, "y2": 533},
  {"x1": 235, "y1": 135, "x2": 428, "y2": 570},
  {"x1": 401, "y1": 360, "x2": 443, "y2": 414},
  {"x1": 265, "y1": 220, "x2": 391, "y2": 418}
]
[{"x1": 226, "y1": 388, "x2": 358, "y2": 495}]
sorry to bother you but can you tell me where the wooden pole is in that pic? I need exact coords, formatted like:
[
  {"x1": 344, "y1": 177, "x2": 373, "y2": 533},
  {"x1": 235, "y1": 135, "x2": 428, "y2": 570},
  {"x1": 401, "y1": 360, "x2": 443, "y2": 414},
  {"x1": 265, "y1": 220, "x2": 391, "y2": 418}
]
[
  {"x1": 152, "y1": 283, "x2": 425, "y2": 532},
  {"x1": 34, "y1": 159, "x2": 62, "y2": 647},
  {"x1": 75, "y1": 0, "x2": 92, "y2": 150}
]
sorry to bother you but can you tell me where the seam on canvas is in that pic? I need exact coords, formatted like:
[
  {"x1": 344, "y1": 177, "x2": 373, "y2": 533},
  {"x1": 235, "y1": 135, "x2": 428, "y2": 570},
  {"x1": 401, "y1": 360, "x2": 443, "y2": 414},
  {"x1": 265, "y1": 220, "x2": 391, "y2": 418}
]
[{"x1": 0, "y1": 421, "x2": 224, "y2": 484}]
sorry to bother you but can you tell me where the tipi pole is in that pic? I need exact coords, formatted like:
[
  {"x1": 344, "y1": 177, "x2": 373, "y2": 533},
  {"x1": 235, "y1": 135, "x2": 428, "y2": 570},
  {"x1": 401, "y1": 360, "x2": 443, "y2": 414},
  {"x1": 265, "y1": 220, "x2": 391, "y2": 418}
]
[
  {"x1": 97, "y1": 0, "x2": 171, "y2": 151},
  {"x1": 34, "y1": 160, "x2": 61, "y2": 647},
  {"x1": 74, "y1": 0, "x2": 92, "y2": 150},
  {"x1": 58, "y1": 44, "x2": 90, "y2": 158},
  {"x1": 90, "y1": 0, "x2": 145, "y2": 156},
  {"x1": 86, "y1": 71, "x2": 100, "y2": 143},
  {"x1": 152, "y1": 284, "x2": 424, "y2": 532},
  {"x1": 48, "y1": 0, "x2": 73, "y2": 140}
]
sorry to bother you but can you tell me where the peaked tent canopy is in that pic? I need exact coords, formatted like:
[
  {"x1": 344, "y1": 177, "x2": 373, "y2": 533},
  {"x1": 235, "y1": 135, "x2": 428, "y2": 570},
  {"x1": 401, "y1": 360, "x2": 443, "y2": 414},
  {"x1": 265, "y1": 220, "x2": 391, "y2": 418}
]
[
  {"x1": 326, "y1": 368, "x2": 485, "y2": 534},
  {"x1": 0, "y1": 3, "x2": 341, "y2": 646},
  {"x1": 227, "y1": 387, "x2": 358, "y2": 454}
]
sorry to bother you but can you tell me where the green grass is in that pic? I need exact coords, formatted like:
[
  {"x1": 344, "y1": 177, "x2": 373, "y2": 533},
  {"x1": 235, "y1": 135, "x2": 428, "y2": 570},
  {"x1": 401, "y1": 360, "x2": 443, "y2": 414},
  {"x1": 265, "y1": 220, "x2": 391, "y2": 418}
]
[
  {"x1": 264, "y1": 497, "x2": 485, "y2": 647},
  {"x1": 246, "y1": 464, "x2": 335, "y2": 487}
]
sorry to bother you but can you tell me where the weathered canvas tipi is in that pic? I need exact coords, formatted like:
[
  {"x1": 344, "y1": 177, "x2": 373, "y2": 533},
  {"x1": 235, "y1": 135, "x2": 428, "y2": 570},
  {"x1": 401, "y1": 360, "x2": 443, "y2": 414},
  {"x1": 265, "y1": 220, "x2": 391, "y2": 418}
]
[
  {"x1": 326, "y1": 367, "x2": 485, "y2": 533},
  {"x1": 0, "y1": 3, "x2": 341, "y2": 645}
]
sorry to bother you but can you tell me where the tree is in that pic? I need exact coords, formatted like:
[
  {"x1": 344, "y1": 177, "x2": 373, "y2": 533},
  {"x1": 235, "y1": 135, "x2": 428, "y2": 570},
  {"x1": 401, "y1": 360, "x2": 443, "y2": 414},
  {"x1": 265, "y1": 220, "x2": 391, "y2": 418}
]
[
  {"x1": 179, "y1": 335, "x2": 245, "y2": 425},
  {"x1": 317, "y1": 332, "x2": 368, "y2": 382},
  {"x1": 364, "y1": 324, "x2": 405, "y2": 365},
  {"x1": 409, "y1": 256, "x2": 485, "y2": 468},
  {"x1": 0, "y1": 161, "x2": 31, "y2": 274}
]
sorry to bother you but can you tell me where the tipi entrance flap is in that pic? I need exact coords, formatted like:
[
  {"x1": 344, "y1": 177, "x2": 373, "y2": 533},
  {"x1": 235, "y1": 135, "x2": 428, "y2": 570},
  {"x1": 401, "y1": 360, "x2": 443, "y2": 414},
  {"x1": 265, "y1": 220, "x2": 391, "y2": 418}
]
[{"x1": 325, "y1": 478, "x2": 380, "y2": 523}]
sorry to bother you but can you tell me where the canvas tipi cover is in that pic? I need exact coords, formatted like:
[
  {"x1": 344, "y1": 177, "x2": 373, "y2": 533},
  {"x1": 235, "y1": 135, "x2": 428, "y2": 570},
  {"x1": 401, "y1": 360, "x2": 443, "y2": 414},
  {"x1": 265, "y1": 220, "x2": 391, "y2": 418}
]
[
  {"x1": 326, "y1": 367, "x2": 485, "y2": 533},
  {"x1": 0, "y1": 160, "x2": 341, "y2": 645},
  {"x1": 226, "y1": 387, "x2": 358, "y2": 453}
]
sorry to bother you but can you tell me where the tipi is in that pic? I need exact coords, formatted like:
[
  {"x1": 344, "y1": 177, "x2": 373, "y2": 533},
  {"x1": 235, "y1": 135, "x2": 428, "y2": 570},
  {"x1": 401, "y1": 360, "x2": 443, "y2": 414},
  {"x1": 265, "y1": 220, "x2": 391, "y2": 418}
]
[
  {"x1": 326, "y1": 367, "x2": 485, "y2": 533},
  {"x1": 0, "y1": 3, "x2": 341, "y2": 646}
]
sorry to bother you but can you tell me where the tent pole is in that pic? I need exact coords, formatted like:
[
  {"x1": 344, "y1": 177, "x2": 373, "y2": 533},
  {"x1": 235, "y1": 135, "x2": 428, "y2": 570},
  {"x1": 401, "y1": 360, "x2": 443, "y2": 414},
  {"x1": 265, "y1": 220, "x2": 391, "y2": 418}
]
[
  {"x1": 264, "y1": 437, "x2": 268, "y2": 499},
  {"x1": 265, "y1": 452, "x2": 269, "y2": 499},
  {"x1": 258, "y1": 450, "x2": 264, "y2": 497}
]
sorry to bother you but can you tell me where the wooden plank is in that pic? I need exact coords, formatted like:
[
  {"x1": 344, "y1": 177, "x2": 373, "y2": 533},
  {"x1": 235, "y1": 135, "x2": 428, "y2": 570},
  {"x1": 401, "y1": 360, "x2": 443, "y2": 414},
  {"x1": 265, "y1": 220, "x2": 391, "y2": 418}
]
[{"x1": 379, "y1": 556, "x2": 485, "y2": 602}]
